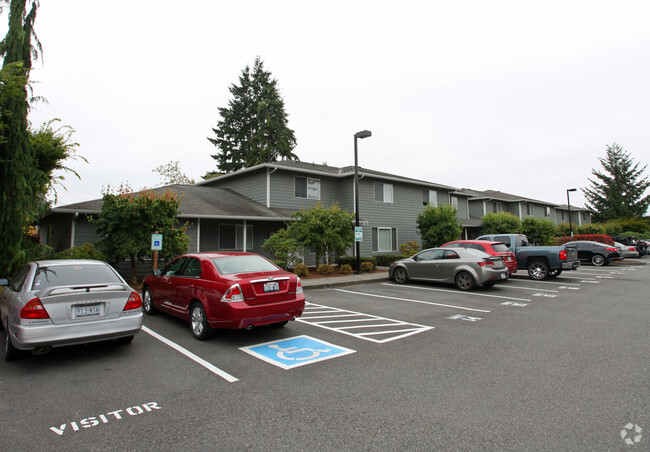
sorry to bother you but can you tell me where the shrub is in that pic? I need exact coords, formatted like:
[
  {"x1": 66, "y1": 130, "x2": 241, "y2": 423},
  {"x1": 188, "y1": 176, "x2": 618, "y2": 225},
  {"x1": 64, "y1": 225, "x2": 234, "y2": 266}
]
[
  {"x1": 340, "y1": 264, "x2": 353, "y2": 274},
  {"x1": 335, "y1": 256, "x2": 377, "y2": 270},
  {"x1": 375, "y1": 254, "x2": 403, "y2": 266},
  {"x1": 293, "y1": 264, "x2": 309, "y2": 277},
  {"x1": 317, "y1": 264, "x2": 333, "y2": 275},
  {"x1": 360, "y1": 261, "x2": 374, "y2": 272},
  {"x1": 575, "y1": 223, "x2": 605, "y2": 235},
  {"x1": 557, "y1": 234, "x2": 614, "y2": 245},
  {"x1": 399, "y1": 240, "x2": 420, "y2": 257},
  {"x1": 50, "y1": 243, "x2": 106, "y2": 261}
]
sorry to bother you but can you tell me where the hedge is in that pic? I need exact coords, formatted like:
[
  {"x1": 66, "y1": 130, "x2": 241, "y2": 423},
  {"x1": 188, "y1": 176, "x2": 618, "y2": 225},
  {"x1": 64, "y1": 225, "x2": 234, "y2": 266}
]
[{"x1": 556, "y1": 234, "x2": 614, "y2": 246}]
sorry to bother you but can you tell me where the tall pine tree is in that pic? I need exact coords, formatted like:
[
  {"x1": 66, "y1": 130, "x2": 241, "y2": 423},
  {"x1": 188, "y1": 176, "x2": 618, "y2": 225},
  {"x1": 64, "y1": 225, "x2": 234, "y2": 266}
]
[
  {"x1": 582, "y1": 143, "x2": 650, "y2": 221},
  {"x1": 207, "y1": 57, "x2": 298, "y2": 174},
  {"x1": 0, "y1": 0, "x2": 41, "y2": 274}
]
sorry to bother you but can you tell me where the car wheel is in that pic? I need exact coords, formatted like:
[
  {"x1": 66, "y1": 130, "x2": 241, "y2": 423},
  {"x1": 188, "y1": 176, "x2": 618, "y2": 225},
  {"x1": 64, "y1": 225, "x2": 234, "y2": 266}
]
[
  {"x1": 270, "y1": 320, "x2": 289, "y2": 327},
  {"x1": 549, "y1": 269, "x2": 562, "y2": 278},
  {"x1": 591, "y1": 254, "x2": 605, "y2": 266},
  {"x1": 4, "y1": 322, "x2": 22, "y2": 362},
  {"x1": 455, "y1": 271, "x2": 476, "y2": 291},
  {"x1": 142, "y1": 287, "x2": 157, "y2": 315},
  {"x1": 527, "y1": 260, "x2": 549, "y2": 280},
  {"x1": 392, "y1": 267, "x2": 409, "y2": 284},
  {"x1": 190, "y1": 302, "x2": 213, "y2": 340}
]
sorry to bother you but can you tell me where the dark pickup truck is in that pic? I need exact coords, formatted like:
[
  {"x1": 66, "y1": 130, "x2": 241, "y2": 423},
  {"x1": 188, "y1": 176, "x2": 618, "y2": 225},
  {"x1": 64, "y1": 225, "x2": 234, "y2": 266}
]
[{"x1": 476, "y1": 234, "x2": 580, "y2": 280}]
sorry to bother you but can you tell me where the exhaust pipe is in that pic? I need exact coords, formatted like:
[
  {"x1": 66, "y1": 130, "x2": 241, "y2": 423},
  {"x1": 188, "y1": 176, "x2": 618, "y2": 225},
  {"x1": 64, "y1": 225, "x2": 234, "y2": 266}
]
[
  {"x1": 30, "y1": 346, "x2": 52, "y2": 355},
  {"x1": 245, "y1": 324, "x2": 254, "y2": 331}
]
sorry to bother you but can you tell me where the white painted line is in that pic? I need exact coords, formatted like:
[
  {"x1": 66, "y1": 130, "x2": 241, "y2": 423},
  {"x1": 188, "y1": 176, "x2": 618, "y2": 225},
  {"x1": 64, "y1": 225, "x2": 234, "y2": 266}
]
[
  {"x1": 380, "y1": 283, "x2": 531, "y2": 303},
  {"x1": 141, "y1": 326, "x2": 238, "y2": 383},
  {"x1": 338, "y1": 287, "x2": 493, "y2": 312},
  {"x1": 501, "y1": 285, "x2": 559, "y2": 293}
]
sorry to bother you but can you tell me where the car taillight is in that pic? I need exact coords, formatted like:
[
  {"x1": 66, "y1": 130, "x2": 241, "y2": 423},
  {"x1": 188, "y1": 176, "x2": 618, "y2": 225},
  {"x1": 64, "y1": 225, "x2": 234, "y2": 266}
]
[
  {"x1": 559, "y1": 250, "x2": 567, "y2": 261},
  {"x1": 628, "y1": 247, "x2": 635, "y2": 251},
  {"x1": 296, "y1": 277, "x2": 303, "y2": 294},
  {"x1": 606, "y1": 247, "x2": 617, "y2": 252},
  {"x1": 478, "y1": 260, "x2": 494, "y2": 267},
  {"x1": 221, "y1": 284, "x2": 244, "y2": 303},
  {"x1": 123, "y1": 291, "x2": 142, "y2": 311},
  {"x1": 20, "y1": 298, "x2": 50, "y2": 319}
]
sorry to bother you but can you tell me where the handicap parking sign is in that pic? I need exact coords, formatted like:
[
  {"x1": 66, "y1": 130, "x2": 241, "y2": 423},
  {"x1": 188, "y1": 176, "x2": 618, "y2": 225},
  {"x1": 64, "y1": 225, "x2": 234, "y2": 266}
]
[{"x1": 240, "y1": 335, "x2": 355, "y2": 370}]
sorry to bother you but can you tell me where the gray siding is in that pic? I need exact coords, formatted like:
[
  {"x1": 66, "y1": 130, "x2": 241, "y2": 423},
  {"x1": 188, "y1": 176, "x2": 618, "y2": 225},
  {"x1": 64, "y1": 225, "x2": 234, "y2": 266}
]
[
  {"x1": 207, "y1": 170, "x2": 267, "y2": 204},
  {"x1": 270, "y1": 171, "x2": 340, "y2": 209},
  {"x1": 73, "y1": 216, "x2": 101, "y2": 247}
]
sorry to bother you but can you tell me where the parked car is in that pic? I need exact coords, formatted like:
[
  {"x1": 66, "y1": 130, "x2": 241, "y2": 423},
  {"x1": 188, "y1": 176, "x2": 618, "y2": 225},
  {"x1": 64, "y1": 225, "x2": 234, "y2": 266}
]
[
  {"x1": 613, "y1": 236, "x2": 647, "y2": 256},
  {"x1": 142, "y1": 252, "x2": 305, "y2": 340},
  {"x1": 570, "y1": 241, "x2": 622, "y2": 266},
  {"x1": 388, "y1": 247, "x2": 509, "y2": 290},
  {"x1": 615, "y1": 242, "x2": 639, "y2": 259},
  {"x1": 0, "y1": 259, "x2": 143, "y2": 361},
  {"x1": 441, "y1": 240, "x2": 517, "y2": 274},
  {"x1": 475, "y1": 234, "x2": 580, "y2": 280}
]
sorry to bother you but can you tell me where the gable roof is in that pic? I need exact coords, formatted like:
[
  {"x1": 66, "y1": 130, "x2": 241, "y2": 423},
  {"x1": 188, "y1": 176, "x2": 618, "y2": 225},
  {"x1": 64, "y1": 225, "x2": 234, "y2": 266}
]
[
  {"x1": 198, "y1": 160, "x2": 459, "y2": 192},
  {"x1": 48, "y1": 185, "x2": 294, "y2": 221},
  {"x1": 458, "y1": 188, "x2": 561, "y2": 207}
]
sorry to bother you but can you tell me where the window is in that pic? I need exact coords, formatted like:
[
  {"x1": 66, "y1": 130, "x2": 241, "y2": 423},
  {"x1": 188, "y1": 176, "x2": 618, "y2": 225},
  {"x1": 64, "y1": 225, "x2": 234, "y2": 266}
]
[
  {"x1": 219, "y1": 224, "x2": 253, "y2": 250},
  {"x1": 545, "y1": 206, "x2": 551, "y2": 217},
  {"x1": 163, "y1": 257, "x2": 187, "y2": 276},
  {"x1": 451, "y1": 196, "x2": 459, "y2": 208},
  {"x1": 374, "y1": 182, "x2": 393, "y2": 203},
  {"x1": 9, "y1": 264, "x2": 31, "y2": 292},
  {"x1": 493, "y1": 202, "x2": 502, "y2": 213},
  {"x1": 295, "y1": 177, "x2": 320, "y2": 199},
  {"x1": 423, "y1": 190, "x2": 437, "y2": 207},
  {"x1": 181, "y1": 258, "x2": 202, "y2": 278},
  {"x1": 561, "y1": 211, "x2": 567, "y2": 221},
  {"x1": 526, "y1": 204, "x2": 534, "y2": 216},
  {"x1": 372, "y1": 227, "x2": 397, "y2": 252},
  {"x1": 582, "y1": 212, "x2": 589, "y2": 222}
]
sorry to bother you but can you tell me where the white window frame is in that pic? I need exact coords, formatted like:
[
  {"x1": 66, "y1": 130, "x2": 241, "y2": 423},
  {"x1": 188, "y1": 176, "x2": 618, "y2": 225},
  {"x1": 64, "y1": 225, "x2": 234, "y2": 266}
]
[
  {"x1": 423, "y1": 189, "x2": 437, "y2": 207},
  {"x1": 294, "y1": 177, "x2": 320, "y2": 200},
  {"x1": 374, "y1": 182, "x2": 394, "y2": 203},
  {"x1": 493, "y1": 202, "x2": 502, "y2": 213},
  {"x1": 527, "y1": 204, "x2": 534, "y2": 216},
  {"x1": 451, "y1": 196, "x2": 459, "y2": 208},
  {"x1": 545, "y1": 206, "x2": 551, "y2": 217}
]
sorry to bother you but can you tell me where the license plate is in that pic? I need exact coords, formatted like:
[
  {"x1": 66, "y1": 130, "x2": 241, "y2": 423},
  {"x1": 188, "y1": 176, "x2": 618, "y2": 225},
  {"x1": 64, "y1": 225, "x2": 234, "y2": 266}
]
[
  {"x1": 500, "y1": 273, "x2": 507, "y2": 279},
  {"x1": 74, "y1": 304, "x2": 101, "y2": 318},
  {"x1": 263, "y1": 282, "x2": 279, "y2": 293}
]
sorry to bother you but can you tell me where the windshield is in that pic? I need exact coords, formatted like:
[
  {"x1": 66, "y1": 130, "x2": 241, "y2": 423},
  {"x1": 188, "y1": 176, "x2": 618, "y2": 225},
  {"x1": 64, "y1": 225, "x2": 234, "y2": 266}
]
[
  {"x1": 32, "y1": 263, "x2": 123, "y2": 291},
  {"x1": 211, "y1": 255, "x2": 280, "y2": 275},
  {"x1": 492, "y1": 243, "x2": 510, "y2": 253}
]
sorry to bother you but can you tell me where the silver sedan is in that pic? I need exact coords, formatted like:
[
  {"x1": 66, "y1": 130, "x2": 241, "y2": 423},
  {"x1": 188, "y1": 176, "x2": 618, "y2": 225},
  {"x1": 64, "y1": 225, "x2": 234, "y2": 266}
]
[
  {"x1": 0, "y1": 259, "x2": 143, "y2": 361},
  {"x1": 389, "y1": 247, "x2": 509, "y2": 290},
  {"x1": 615, "y1": 242, "x2": 639, "y2": 259}
]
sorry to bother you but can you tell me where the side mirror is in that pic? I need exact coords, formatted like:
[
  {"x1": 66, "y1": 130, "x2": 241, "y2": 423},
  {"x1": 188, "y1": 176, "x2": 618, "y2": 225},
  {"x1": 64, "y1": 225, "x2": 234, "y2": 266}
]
[{"x1": 153, "y1": 269, "x2": 162, "y2": 277}]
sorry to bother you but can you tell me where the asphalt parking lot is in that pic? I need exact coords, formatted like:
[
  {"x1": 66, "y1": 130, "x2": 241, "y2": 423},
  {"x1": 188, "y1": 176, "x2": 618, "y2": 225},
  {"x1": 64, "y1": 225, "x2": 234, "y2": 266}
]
[{"x1": 1, "y1": 261, "x2": 648, "y2": 451}]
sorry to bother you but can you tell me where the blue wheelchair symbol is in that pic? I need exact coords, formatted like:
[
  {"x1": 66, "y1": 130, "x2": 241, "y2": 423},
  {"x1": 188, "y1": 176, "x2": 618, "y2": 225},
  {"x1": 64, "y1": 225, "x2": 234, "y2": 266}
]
[
  {"x1": 154, "y1": 240, "x2": 161, "y2": 247},
  {"x1": 240, "y1": 336, "x2": 355, "y2": 369}
]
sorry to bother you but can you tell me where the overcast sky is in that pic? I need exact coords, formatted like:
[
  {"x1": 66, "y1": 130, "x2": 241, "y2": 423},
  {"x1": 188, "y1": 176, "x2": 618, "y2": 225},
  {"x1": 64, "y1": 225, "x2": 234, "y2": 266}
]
[{"x1": 8, "y1": 0, "x2": 650, "y2": 210}]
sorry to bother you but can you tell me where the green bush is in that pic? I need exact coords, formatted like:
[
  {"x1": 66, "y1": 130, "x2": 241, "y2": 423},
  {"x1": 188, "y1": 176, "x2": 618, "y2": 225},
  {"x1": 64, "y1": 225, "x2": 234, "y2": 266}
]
[
  {"x1": 335, "y1": 256, "x2": 377, "y2": 270},
  {"x1": 375, "y1": 254, "x2": 403, "y2": 266},
  {"x1": 49, "y1": 243, "x2": 106, "y2": 261},
  {"x1": 293, "y1": 264, "x2": 309, "y2": 277},
  {"x1": 340, "y1": 264, "x2": 353, "y2": 274},
  {"x1": 360, "y1": 261, "x2": 374, "y2": 272},
  {"x1": 399, "y1": 240, "x2": 420, "y2": 256},
  {"x1": 317, "y1": 264, "x2": 333, "y2": 275}
]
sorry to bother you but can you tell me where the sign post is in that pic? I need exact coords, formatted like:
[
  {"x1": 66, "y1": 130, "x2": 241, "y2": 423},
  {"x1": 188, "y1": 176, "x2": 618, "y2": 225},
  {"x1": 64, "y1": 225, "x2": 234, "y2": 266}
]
[{"x1": 151, "y1": 233, "x2": 163, "y2": 271}]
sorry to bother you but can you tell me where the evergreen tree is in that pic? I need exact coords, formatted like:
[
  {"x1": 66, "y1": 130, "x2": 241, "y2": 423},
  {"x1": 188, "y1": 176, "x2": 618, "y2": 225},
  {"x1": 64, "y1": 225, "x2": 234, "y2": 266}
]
[
  {"x1": 582, "y1": 143, "x2": 650, "y2": 221},
  {"x1": 0, "y1": 0, "x2": 40, "y2": 275},
  {"x1": 207, "y1": 57, "x2": 298, "y2": 174}
]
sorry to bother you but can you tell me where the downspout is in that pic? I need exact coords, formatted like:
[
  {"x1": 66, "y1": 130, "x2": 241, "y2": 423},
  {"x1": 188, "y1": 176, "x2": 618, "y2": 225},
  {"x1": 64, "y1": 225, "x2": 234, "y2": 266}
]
[
  {"x1": 242, "y1": 219, "x2": 247, "y2": 251},
  {"x1": 196, "y1": 218, "x2": 201, "y2": 252},
  {"x1": 70, "y1": 212, "x2": 78, "y2": 248},
  {"x1": 267, "y1": 166, "x2": 278, "y2": 208}
]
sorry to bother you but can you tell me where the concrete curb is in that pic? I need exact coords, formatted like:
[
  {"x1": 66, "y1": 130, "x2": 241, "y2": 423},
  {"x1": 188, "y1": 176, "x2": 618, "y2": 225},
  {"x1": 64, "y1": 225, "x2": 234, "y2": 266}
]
[{"x1": 301, "y1": 270, "x2": 390, "y2": 290}]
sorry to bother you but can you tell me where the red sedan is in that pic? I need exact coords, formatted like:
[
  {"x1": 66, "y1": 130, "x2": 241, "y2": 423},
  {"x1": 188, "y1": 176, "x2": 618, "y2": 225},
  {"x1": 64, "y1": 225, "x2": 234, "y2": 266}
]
[
  {"x1": 441, "y1": 240, "x2": 518, "y2": 274},
  {"x1": 142, "y1": 252, "x2": 305, "y2": 339}
]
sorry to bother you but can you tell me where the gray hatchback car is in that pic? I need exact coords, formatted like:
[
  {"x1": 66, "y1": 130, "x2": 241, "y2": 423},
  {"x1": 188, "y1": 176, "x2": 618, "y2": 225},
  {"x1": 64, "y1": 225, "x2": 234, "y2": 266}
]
[
  {"x1": 0, "y1": 259, "x2": 143, "y2": 361},
  {"x1": 389, "y1": 247, "x2": 509, "y2": 290}
]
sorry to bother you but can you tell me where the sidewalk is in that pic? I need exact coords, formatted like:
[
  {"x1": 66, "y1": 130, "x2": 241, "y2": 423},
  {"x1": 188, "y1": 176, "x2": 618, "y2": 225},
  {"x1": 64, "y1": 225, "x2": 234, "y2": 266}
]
[{"x1": 301, "y1": 269, "x2": 390, "y2": 290}]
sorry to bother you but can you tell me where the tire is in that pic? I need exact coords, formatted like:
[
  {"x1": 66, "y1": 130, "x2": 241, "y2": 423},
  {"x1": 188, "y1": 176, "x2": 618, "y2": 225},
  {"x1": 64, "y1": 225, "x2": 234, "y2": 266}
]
[
  {"x1": 116, "y1": 335, "x2": 134, "y2": 345},
  {"x1": 270, "y1": 320, "x2": 289, "y2": 327},
  {"x1": 527, "y1": 260, "x2": 549, "y2": 280},
  {"x1": 392, "y1": 267, "x2": 409, "y2": 284},
  {"x1": 4, "y1": 321, "x2": 22, "y2": 362},
  {"x1": 549, "y1": 269, "x2": 562, "y2": 278},
  {"x1": 455, "y1": 271, "x2": 476, "y2": 291},
  {"x1": 190, "y1": 302, "x2": 213, "y2": 340},
  {"x1": 591, "y1": 254, "x2": 605, "y2": 266},
  {"x1": 142, "y1": 287, "x2": 157, "y2": 315}
]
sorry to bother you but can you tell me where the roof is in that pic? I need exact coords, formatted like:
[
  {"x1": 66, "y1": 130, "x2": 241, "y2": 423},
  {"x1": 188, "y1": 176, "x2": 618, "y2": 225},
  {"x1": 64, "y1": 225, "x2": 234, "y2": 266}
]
[
  {"x1": 458, "y1": 188, "x2": 561, "y2": 207},
  {"x1": 48, "y1": 185, "x2": 295, "y2": 221},
  {"x1": 198, "y1": 160, "x2": 459, "y2": 192}
]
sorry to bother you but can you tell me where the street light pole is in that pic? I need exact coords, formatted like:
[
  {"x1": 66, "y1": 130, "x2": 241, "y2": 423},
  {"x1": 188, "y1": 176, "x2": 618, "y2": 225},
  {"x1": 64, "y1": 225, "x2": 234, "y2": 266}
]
[
  {"x1": 567, "y1": 188, "x2": 577, "y2": 236},
  {"x1": 354, "y1": 130, "x2": 372, "y2": 273}
]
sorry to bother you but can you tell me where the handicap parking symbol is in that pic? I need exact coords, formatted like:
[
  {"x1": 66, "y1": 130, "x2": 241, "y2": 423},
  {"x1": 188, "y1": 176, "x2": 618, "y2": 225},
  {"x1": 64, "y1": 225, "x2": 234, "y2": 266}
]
[{"x1": 240, "y1": 335, "x2": 355, "y2": 370}]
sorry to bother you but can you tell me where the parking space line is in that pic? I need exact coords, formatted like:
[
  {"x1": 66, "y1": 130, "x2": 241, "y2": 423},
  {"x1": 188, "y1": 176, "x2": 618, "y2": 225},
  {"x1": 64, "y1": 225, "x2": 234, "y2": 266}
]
[
  {"x1": 297, "y1": 302, "x2": 433, "y2": 343},
  {"x1": 142, "y1": 326, "x2": 239, "y2": 383},
  {"x1": 503, "y1": 285, "x2": 559, "y2": 293},
  {"x1": 380, "y1": 283, "x2": 531, "y2": 303},
  {"x1": 336, "y1": 288, "x2": 492, "y2": 312}
]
